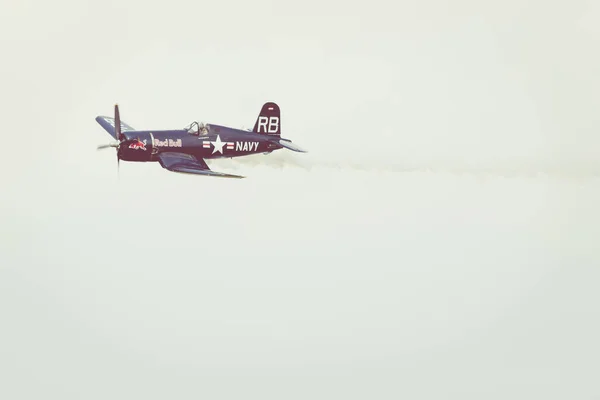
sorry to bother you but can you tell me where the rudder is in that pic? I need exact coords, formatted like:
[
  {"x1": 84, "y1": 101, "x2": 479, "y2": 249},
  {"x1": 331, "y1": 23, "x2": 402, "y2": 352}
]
[{"x1": 252, "y1": 102, "x2": 280, "y2": 136}]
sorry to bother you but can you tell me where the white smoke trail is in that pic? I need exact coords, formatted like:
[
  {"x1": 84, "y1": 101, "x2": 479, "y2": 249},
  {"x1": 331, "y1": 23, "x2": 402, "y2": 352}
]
[{"x1": 206, "y1": 150, "x2": 600, "y2": 180}]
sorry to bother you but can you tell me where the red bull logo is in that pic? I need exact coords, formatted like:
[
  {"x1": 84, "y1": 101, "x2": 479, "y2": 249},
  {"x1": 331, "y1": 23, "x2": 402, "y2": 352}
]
[{"x1": 128, "y1": 139, "x2": 147, "y2": 151}]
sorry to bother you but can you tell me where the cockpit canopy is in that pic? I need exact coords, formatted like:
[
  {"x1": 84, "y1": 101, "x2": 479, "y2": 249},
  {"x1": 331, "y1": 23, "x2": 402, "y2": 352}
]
[{"x1": 184, "y1": 121, "x2": 210, "y2": 135}]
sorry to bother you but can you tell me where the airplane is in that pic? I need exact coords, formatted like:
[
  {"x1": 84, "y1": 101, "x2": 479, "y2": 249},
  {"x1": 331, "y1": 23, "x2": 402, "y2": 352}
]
[{"x1": 95, "y1": 102, "x2": 306, "y2": 178}]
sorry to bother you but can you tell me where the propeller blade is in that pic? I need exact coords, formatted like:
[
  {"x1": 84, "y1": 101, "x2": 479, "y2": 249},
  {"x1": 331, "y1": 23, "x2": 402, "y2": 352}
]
[
  {"x1": 114, "y1": 104, "x2": 124, "y2": 175},
  {"x1": 97, "y1": 141, "x2": 119, "y2": 150},
  {"x1": 115, "y1": 104, "x2": 123, "y2": 141}
]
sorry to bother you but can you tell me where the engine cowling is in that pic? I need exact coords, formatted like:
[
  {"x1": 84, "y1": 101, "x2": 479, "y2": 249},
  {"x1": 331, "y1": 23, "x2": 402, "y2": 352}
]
[{"x1": 118, "y1": 132, "x2": 153, "y2": 162}]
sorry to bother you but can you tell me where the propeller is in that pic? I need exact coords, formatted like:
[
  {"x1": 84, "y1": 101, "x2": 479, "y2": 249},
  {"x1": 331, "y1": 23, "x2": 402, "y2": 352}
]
[
  {"x1": 97, "y1": 104, "x2": 126, "y2": 174},
  {"x1": 96, "y1": 141, "x2": 119, "y2": 150}
]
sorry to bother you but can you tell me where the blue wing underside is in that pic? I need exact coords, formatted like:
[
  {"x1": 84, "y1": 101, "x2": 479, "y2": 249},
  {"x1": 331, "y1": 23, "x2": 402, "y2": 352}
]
[{"x1": 157, "y1": 152, "x2": 244, "y2": 178}]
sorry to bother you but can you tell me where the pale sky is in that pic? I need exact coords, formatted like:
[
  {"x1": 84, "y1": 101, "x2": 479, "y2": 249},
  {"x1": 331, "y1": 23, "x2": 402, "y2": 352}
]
[{"x1": 2, "y1": 0, "x2": 600, "y2": 399}]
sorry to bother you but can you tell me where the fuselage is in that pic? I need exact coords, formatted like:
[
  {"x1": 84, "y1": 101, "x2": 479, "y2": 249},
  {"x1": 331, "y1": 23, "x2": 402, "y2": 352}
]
[{"x1": 118, "y1": 124, "x2": 282, "y2": 162}]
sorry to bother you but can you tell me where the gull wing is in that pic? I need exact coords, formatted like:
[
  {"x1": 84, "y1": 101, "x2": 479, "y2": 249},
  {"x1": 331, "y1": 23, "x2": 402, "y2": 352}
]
[{"x1": 157, "y1": 152, "x2": 244, "y2": 178}]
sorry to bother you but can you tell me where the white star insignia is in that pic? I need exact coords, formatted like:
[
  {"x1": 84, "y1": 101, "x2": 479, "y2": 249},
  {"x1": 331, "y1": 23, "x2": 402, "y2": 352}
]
[{"x1": 211, "y1": 134, "x2": 226, "y2": 154}]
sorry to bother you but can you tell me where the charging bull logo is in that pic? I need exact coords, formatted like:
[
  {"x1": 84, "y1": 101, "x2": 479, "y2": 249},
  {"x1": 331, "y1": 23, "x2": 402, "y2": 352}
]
[{"x1": 128, "y1": 139, "x2": 147, "y2": 151}]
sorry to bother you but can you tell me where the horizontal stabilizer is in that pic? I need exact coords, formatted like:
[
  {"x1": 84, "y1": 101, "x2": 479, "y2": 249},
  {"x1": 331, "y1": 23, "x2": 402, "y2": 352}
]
[
  {"x1": 157, "y1": 152, "x2": 244, "y2": 178},
  {"x1": 273, "y1": 138, "x2": 307, "y2": 153}
]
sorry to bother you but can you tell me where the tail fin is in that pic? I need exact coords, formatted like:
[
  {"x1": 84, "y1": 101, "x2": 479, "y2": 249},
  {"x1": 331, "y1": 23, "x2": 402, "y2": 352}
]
[{"x1": 252, "y1": 102, "x2": 280, "y2": 136}]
